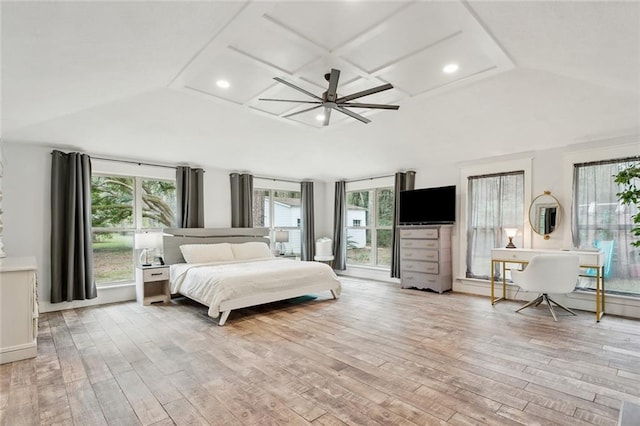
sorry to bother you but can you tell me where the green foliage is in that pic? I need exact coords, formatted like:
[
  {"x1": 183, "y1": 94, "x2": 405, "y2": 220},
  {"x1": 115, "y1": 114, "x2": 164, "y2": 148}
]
[
  {"x1": 346, "y1": 235, "x2": 359, "y2": 249},
  {"x1": 141, "y1": 180, "x2": 176, "y2": 227},
  {"x1": 92, "y1": 176, "x2": 176, "y2": 231},
  {"x1": 377, "y1": 228, "x2": 392, "y2": 247},
  {"x1": 615, "y1": 164, "x2": 640, "y2": 247},
  {"x1": 92, "y1": 176, "x2": 134, "y2": 228},
  {"x1": 377, "y1": 189, "x2": 394, "y2": 226},
  {"x1": 347, "y1": 191, "x2": 369, "y2": 208}
]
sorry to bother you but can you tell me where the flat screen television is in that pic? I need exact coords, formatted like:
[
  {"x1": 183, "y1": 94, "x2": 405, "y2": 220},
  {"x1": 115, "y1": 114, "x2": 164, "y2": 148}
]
[{"x1": 399, "y1": 185, "x2": 456, "y2": 225}]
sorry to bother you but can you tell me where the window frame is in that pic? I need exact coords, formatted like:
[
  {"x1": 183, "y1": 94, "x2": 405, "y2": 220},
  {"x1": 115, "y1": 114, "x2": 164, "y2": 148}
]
[
  {"x1": 91, "y1": 160, "x2": 177, "y2": 287},
  {"x1": 252, "y1": 178, "x2": 302, "y2": 256},
  {"x1": 572, "y1": 156, "x2": 640, "y2": 296},
  {"x1": 465, "y1": 170, "x2": 525, "y2": 280},
  {"x1": 345, "y1": 186, "x2": 395, "y2": 269},
  {"x1": 459, "y1": 157, "x2": 532, "y2": 280}
]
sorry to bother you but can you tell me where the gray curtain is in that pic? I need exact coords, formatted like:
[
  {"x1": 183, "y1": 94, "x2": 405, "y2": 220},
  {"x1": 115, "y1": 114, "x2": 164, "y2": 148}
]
[
  {"x1": 391, "y1": 171, "x2": 416, "y2": 278},
  {"x1": 50, "y1": 150, "x2": 96, "y2": 303},
  {"x1": 301, "y1": 181, "x2": 315, "y2": 261},
  {"x1": 230, "y1": 173, "x2": 253, "y2": 228},
  {"x1": 176, "y1": 166, "x2": 204, "y2": 228},
  {"x1": 332, "y1": 181, "x2": 347, "y2": 270}
]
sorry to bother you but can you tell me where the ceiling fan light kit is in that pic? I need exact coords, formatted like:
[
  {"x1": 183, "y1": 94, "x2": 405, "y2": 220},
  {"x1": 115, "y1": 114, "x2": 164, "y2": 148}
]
[{"x1": 259, "y1": 68, "x2": 399, "y2": 126}]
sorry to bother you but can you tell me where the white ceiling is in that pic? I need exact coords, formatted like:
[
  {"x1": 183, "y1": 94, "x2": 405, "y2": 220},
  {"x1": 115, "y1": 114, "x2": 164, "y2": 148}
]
[{"x1": 2, "y1": 1, "x2": 639, "y2": 181}]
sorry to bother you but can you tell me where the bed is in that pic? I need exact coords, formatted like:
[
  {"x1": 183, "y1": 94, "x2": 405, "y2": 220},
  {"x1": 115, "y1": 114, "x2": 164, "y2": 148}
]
[{"x1": 163, "y1": 228, "x2": 341, "y2": 325}]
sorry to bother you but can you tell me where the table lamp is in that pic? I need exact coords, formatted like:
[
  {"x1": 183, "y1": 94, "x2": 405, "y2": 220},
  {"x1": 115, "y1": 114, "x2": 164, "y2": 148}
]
[
  {"x1": 504, "y1": 228, "x2": 518, "y2": 249},
  {"x1": 135, "y1": 232, "x2": 162, "y2": 266},
  {"x1": 275, "y1": 230, "x2": 289, "y2": 255}
]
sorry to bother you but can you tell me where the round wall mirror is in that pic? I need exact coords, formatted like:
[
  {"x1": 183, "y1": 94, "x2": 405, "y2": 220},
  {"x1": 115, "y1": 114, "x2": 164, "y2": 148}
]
[{"x1": 529, "y1": 191, "x2": 561, "y2": 239}]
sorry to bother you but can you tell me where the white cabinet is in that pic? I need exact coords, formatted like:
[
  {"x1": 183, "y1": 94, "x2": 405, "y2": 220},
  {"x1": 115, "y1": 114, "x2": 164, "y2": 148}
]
[
  {"x1": 399, "y1": 225, "x2": 452, "y2": 293},
  {"x1": 0, "y1": 257, "x2": 38, "y2": 364},
  {"x1": 136, "y1": 266, "x2": 170, "y2": 305}
]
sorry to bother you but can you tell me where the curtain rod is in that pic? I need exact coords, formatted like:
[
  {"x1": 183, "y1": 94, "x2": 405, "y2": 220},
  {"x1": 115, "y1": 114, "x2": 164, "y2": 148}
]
[
  {"x1": 468, "y1": 170, "x2": 524, "y2": 180},
  {"x1": 346, "y1": 173, "x2": 396, "y2": 184},
  {"x1": 254, "y1": 175, "x2": 301, "y2": 184},
  {"x1": 91, "y1": 156, "x2": 177, "y2": 170},
  {"x1": 573, "y1": 156, "x2": 640, "y2": 168}
]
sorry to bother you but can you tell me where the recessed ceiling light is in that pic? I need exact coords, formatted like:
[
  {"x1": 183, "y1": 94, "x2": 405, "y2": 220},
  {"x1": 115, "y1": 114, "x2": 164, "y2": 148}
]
[
  {"x1": 443, "y1": 63, "x2": 459, "y2": 74},
  {"x1": 216, "y1": 80, "x2": 230, "y2": 89},
  {"x1": 315, "y1": 114, "x2": 325, "y2": 121}
]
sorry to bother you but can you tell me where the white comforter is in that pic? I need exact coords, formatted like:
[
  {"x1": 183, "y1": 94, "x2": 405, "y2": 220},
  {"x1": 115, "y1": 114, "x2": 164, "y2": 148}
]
[{"x1": 170, "y1": 258, "x2": 342, "y2": 318}]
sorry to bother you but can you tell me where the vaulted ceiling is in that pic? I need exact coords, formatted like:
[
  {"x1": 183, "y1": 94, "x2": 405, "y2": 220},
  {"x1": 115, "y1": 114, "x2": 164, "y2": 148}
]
[{"x1": 2, "y1": 1, "x2": 639, "y2": 180}]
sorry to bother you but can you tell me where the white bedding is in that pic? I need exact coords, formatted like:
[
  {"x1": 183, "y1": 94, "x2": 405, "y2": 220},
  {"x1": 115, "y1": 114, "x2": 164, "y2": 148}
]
[{"x1": 170, "y1": 258, "x2": 342, "y2": 318}]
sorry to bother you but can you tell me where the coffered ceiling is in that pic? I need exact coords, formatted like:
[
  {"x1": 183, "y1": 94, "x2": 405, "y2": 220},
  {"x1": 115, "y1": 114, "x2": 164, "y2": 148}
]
[
  {"x1": 1, "y1": 1, "x2": 639, "y2": 180},
  {"x1": 174, "y1": 1, "x2": 513, "y2": 127}
]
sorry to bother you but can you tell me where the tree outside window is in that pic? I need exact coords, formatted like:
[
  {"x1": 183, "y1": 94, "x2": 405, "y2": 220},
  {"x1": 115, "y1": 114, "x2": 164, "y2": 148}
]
[{"x1": 91, "y1": 175, "x2": 176, "y2": 285}]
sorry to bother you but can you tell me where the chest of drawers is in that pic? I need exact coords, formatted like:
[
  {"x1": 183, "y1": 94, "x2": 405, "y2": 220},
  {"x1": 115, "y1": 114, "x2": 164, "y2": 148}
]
[
  {"x1": 399, "y1": 225, "x2": 452, "y2": 293},
  {"x1": 0, "y1": 257, "x2": 38, "y2": 364}
]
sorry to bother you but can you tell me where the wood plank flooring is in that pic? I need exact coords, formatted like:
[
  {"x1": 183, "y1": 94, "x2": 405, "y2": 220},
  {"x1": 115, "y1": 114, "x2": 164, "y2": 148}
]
[{"x1": 2, "y1": 277, "x2": 640, "y2": 425}]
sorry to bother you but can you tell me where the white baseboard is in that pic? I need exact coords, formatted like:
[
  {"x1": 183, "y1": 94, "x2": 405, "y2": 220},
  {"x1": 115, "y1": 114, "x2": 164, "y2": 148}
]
[
  {"x1": 39, "y1": 283, "x2": 136, "y2": 313},
  {"x1": 455, "y1": 277, "x2": 640, "y2": 319},
  {"x1": 338, "y1": 266, "x2": 400, "y2": 285}
]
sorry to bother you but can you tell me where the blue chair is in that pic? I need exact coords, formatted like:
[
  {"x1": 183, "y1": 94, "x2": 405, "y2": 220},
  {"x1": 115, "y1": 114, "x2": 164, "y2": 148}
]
[{"x1": 585, "y1": 240, "x2": 614, "y2": 279}]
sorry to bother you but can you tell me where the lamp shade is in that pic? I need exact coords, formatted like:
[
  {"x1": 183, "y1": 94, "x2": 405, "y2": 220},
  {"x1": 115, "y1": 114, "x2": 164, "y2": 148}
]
[
  {"x1": 504, "y1": 228, "x2": 518, "y2": 238},
  {"x1": 134, "y1": 232, "x2": 162, "y2": 250},
  {"x1": 275, "y1": 230, "x2": 289, "y2": 243}
]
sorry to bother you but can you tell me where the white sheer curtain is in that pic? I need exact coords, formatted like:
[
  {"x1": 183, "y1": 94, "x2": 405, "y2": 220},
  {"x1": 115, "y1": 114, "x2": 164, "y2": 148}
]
[
  {"x1": 573, "y1": 157, "x2": 639, "y2": 294},
  {"x1": 466, "y1": 171, "x2": 524, "y2": 280}
]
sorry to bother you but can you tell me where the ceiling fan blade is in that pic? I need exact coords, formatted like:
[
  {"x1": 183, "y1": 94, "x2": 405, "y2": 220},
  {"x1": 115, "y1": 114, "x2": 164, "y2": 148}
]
[
  {"x1": 282, "y1": 104, "x2": 323, "y2": 119},
  {"x1": 326, "y1": 69, "x2": 340, "y2": 102},
  {"x1": 343, "y1": 102, "x2": 399, "y2": 110},
  {"x1": 336, "y1": 83, "x2": 394, "y2": 103},
  {"x1": 334, "y1": 106, "x2": 371, "y2": 124},
  {"x1": 274, "y1": 77, "x2": 323, "y2": 101},
  {"x1": 323, "y1": 106, "x2": 332, "y2": 126},
  {"x1": 258, "y1": 98, "x2": 322, "y2": 104}
]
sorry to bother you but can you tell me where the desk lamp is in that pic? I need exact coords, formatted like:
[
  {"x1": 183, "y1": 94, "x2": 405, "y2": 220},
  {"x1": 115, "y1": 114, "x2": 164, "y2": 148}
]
[{"x1": 504, "y1": 228, "x2": 518, "y2": 249}]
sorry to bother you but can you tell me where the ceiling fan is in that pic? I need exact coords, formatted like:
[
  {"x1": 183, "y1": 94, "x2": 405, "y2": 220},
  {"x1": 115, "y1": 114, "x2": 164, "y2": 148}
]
[{"x1": 259, "y1": 68, "x2": 399, "y2": 126}]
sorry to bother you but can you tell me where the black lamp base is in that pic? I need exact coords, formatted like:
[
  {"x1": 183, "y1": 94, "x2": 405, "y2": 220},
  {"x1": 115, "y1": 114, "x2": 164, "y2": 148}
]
[{"x1": 505, "y1": 237, "x2": 516, "y2": 249}]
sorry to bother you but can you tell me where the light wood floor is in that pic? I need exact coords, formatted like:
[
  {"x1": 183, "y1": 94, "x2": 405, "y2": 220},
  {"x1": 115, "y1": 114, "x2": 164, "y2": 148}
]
[{"x1": 2, "y1": 278, "x2": 640, "y2": 425}]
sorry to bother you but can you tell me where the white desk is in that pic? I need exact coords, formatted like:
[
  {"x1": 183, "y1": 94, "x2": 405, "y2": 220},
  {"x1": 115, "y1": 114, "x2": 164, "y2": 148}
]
[{"x1": 491, "y1": 248, "x2": 606, "y2": 322}]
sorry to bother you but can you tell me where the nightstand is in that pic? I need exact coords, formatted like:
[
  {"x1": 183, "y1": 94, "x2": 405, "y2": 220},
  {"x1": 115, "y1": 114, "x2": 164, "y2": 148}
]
[{"x1": 135, "y1": 265, "x2": 170, "y2": 306}]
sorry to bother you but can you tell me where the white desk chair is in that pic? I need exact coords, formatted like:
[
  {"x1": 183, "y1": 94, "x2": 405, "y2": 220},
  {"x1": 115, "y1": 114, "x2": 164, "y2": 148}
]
[{"x1": 511, "y1": 254, "x2": 580, "y2": 321}]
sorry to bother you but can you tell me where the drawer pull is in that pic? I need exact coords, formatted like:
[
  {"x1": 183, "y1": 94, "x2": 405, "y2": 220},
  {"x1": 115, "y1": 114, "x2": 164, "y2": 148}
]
[{"x1": 151, "y1": 272, "x2": 163, "y2": 276}]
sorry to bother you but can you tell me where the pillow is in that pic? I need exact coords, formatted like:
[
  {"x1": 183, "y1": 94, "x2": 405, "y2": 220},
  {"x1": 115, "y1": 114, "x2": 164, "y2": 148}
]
[
  {"x1": 179, "y1": 243, "x2": 235, "y2": 264},
  {"x1": 230, "y1": 242, "x2": 273, "y2": 260}
]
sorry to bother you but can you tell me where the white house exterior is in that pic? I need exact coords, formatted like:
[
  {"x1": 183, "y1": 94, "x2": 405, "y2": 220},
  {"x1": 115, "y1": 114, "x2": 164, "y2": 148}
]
[{"x1": 346, "y1": 207, "x2": 367, "y2": 248}]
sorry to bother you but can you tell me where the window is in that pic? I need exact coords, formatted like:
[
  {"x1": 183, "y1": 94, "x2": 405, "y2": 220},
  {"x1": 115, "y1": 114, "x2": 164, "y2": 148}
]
[
  {"x1": 573, "y1": 157, "x2": 639, "y2": 295},
  {"x1": 466, "y1": 171, "x2": 525, "y2": 279},
  {"x1": 91, "y1": 175, "x2": 176, "y2": 285},
  {"x1": 253, "y1": 188, "x2": 301, "y2": 255},
  {"x1": 346, "y1": 187, "x2": 394, "y2": 268}
]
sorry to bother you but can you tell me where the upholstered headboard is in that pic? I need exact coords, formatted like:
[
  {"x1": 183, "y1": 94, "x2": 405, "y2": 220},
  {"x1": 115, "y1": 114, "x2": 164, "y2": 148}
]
[{"x1": 162, "y1": 228, "x2": 270, "y2": 265}]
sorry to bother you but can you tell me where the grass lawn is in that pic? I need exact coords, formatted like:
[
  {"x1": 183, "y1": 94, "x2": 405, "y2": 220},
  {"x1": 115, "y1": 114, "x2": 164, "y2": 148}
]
[
  {"x1": 347, "y1": 247, "x2": 391, "y2": 267},
  {"x1": 93, "y1": 233, "x2": 134, "y2": 283}
]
